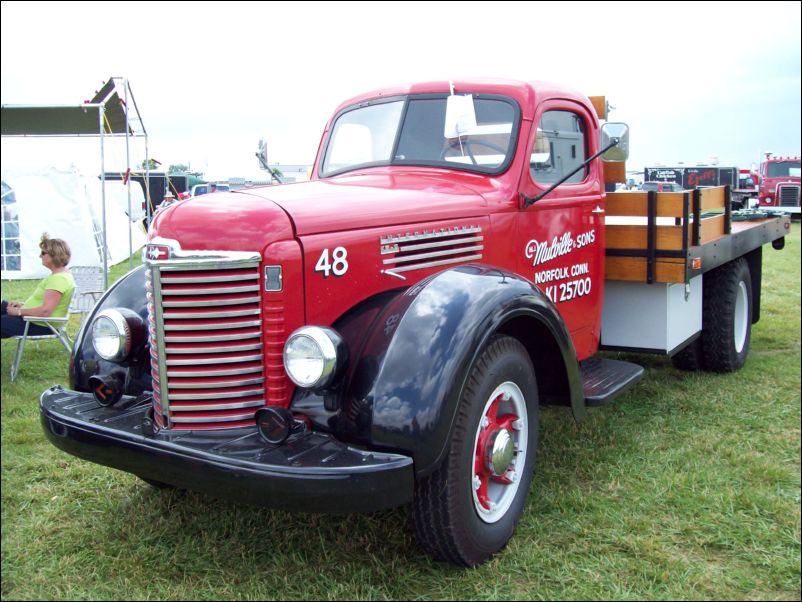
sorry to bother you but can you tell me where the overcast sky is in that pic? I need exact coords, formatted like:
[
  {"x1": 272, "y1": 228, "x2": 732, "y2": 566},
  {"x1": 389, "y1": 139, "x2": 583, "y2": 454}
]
[{"x1": 2, "y1": 1, "x2": 800, "y2": 181}]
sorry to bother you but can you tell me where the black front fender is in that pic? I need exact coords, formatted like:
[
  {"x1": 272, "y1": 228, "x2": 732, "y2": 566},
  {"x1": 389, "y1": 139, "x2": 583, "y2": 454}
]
[
  {"x1": 347, "y1": 265, "x2": 582, "y2": 477},
  {"x1": 70, "y1": 265, "x2": 151, "y2": 396}
]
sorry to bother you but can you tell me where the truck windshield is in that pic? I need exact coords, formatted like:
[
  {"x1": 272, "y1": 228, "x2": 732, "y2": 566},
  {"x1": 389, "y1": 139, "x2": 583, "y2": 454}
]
[
  {"x1": 766, "y1": 161, "x2": 801, "y2": 178},
  {"x1": 320, "y1": 95, "x2": 519, "y2": 177}
]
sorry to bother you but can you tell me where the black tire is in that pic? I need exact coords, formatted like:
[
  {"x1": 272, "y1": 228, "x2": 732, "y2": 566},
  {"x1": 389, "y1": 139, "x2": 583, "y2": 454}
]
[
  {"x1": 701, "y1": 258, "x2": 752, "y2": 372},
  {"x1": 412, "y1": 335, "x2": 538, "y2": 566},
  {"x1": 671, "y1": 337, "x2": 705, "y2": 371}
]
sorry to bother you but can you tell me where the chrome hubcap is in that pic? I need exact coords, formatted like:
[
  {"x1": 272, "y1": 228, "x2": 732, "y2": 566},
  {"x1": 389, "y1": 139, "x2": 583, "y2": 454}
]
[
  {"x1": 487, "y1": 429, "x2": 515, "y2": 476},
  {"x1": 472, "y1": 381, "x2": 528, "y2": 523}
]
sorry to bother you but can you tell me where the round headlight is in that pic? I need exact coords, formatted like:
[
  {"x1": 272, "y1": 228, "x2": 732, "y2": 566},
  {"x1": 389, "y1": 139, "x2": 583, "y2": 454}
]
[
  {"x1": 91, "y1": 309, "x2": 133, "y2": 362},
  {"x1": 283, "y1": 326, "x2": 344, "y2": 389}
]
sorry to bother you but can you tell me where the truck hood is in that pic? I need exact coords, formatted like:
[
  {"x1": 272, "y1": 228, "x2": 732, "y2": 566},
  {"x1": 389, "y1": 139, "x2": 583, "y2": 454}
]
[
  {"x1": 149, "y1": 171, "x2": 489, "y2": 250},
  {"x1": 149, "y1": 191, "x2": 294, "y2": 252},
  {"x1": 238, "y1": 171, "x2": 489, "y2": 236}
]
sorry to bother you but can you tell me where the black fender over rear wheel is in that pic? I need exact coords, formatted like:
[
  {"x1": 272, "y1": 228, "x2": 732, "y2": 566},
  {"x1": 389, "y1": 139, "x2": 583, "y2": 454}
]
[
  {"x1": 701, "y1": 258, "x2": 753, "y2": 372},
  {"x1": 671, "y1": 336, "x2": 704, "y2": 371},
  {"x1": 412, "y1": 335, "x2": 538, "y2": 566}
]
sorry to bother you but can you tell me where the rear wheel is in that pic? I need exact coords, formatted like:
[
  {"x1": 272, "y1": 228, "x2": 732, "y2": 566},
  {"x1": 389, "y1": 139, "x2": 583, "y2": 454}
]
[
  {"x1": 701, "y1": 258, "x2": 752, "y2": 372},
  {"x1": 412, "y1": 335, "x2": 538, "y2": 566}
]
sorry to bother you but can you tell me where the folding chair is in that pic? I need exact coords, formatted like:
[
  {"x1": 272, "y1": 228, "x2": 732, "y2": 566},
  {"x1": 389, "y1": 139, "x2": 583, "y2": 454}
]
[
  {"x1": 69, "y1": 265, "x2": 105, "y2": 325},
  {"x1": 9, "y1": 303, "x2": 74, "y2": 382}
]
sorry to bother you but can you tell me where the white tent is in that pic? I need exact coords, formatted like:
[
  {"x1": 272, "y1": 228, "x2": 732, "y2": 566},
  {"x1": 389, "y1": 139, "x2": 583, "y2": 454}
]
[
  {"x1": 1, "y1": 166, "x2": 147, "y2": 280},
  {"x1": 1, "y1": 77, "x2": 150, "y2": 287},
  {"x1": 91, "y1": 176, "x2": 147, "y2": 222}
]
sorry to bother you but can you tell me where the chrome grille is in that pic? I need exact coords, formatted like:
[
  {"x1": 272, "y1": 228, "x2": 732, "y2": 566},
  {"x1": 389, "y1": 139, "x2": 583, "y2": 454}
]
[
  {"x1": 778, "y1": 185, "x2": 800, "y2": 207},
  {"x1": 147, "y1": 255, "x2": 266, "y2": 430}
]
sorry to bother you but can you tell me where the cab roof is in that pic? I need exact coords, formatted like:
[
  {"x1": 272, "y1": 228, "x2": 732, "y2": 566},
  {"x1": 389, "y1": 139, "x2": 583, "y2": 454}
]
[{"x1": 330, "y1": 78, "x2": 592, "y2": 123}]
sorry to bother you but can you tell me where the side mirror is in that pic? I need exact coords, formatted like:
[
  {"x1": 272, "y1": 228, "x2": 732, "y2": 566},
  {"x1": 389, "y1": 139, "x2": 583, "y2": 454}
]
[{"x1": 601, "y1": 122, "x2": 629, "y2": 162}]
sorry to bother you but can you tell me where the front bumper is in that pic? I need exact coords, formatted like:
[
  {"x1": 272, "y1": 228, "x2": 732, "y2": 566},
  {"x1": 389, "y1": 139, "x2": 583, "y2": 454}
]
[{"x1": 40, "y1": 386, "x2": 414, "y2": 513}]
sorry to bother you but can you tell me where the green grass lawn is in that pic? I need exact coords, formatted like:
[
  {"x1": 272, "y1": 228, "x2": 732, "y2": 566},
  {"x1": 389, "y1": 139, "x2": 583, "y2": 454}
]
[{"x1": 2, "y1": 227, "x2": 800, "y2": 600}]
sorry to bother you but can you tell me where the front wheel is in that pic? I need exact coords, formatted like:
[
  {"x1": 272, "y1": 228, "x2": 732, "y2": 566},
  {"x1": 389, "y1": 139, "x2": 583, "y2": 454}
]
[{"x1": 412, "y1": 335, "x2": 538, "y2": 566}]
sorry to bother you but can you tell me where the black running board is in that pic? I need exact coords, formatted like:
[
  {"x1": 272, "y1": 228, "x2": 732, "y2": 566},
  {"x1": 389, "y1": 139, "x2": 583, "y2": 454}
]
[{"x1": 580, "y1": 358, "x2": 644, "y2": 407}]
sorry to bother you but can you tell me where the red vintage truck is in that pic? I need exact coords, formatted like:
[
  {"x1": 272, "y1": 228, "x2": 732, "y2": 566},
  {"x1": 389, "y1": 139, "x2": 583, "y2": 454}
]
[{"x1": 40, "y1": 79, "x2": 791, "y2": 566}]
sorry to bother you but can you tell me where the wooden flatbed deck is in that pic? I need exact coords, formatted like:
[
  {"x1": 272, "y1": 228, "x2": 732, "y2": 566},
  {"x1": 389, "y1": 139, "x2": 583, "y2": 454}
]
[{"x1": 604, "y1": 187, "x2": 790, "y2": 283}]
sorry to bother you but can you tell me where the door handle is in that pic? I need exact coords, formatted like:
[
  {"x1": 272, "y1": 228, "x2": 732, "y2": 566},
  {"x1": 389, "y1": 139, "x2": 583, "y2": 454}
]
[{"x1": 592, "y1": 206, "x2": 605, "y2": 214}]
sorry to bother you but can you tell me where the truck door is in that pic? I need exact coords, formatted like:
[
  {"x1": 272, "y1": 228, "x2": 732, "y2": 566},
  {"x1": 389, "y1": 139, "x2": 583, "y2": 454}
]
[{"x1": 516, "y1": 102, "x2": 605, "y2": 360}]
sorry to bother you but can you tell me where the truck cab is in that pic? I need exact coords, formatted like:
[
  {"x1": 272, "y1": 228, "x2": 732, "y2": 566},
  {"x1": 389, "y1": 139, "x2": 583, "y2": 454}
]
[
  {"x1": 759, "y1": 154, "x2": 801, "y2": 213},
  {"x1": 39, "y1": 79, "x2": 789, "y2": 567}
]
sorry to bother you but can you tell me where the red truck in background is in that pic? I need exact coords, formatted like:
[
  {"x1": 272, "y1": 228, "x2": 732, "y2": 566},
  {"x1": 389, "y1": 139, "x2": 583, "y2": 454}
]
[
  {"x1": 758, "y1": 153, "x2": 801, "y2": 213},
  {"x1": 39, "y1": 79, "x2": 790, "y2": 567}
]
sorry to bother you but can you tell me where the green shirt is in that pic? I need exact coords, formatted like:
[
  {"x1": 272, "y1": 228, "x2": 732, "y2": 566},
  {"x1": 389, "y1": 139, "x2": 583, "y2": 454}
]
[{"x1": 23, "y1": 271, "x2": 76, "y2": 325}]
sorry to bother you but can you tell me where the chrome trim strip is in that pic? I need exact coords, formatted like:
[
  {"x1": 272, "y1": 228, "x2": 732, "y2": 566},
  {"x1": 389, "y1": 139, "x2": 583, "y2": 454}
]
[
  {"x1": 164, "y1": 332, "x2": 261, "y2": 343},
  {"x1": 166, "y1": 354, "x2": 263, "y2": 365},
  {"x1": 170, "y1": 412, "x2": 258, "y2": 424},
  {"x1": 169, "y1": 400, "x2": 266, "y2": 412},
  {"x1": 164, "y1": 319, "x2": 262, "y2": 331},
  {"x1": 167, "y1": 365, "x2": 263, "y2": 377},
  {"x1": 385, "y1": 254, "x2": 484, "y2": 273},
  {"x1": 160, "y1": 273, "x2": 260, "y2": 283},
  {"x1": 146, "y1": 238, "x2": 261, "y2": 269},
  {"x1": 383, "y1": 244, "x2": 484, "y2": 265},
  {"x1": 163, "y1": 308, "x2": 262, "y2": 319},
  {"x1": 164, "y1": 343, "x2": 263, "y2": 354},
  {"x1": 380, "y1": 225, "x2": 482, "y2": 245},
  {"x1": 169, "y1": 388, "x2": 265, "y2": 400},
  {"x1": 161, "y1": 284, "x2": 261, "y2": 295},
  {"x1": 381, "y1": 235, "x2": 484, "y2": 255},
  {"x1": 156, "y1": 258, "x2": 261, "y2": 270},
  {"x1": 150, "y1": 265, "x2": 171, "y2": 419},
  {"x1": 168, "y1": 376, "x2": 265, "y2": 389},
  {"x1": 381, "y1": 269, "x2": 407, "y2": 281},
  {"x1": 163, "y1": 296, "x2": 260, "y2": 308}
]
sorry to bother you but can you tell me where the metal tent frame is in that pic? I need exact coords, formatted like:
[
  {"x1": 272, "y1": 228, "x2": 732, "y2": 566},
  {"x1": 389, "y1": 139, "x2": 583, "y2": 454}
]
[{"x1": 1, "y1": 77, "x2": 148, "y2": 288}]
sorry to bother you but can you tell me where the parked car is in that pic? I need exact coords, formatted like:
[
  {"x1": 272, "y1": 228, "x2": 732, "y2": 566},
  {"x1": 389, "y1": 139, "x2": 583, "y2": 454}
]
[{"x1": 191, "y1": 183, "x2": 230, "y2": 197}]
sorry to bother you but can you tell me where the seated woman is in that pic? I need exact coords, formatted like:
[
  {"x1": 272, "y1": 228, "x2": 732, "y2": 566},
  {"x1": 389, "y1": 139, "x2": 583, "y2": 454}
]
[{"x1": 1, "y1": 233, "x2": 76, "y2": 338}]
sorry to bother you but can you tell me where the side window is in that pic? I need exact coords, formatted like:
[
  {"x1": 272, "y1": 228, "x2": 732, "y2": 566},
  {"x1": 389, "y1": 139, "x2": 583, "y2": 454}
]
[
  {"x1": 530, "y1": 110, "x2": 587, "y2": 185},
  {"x1": 1, "y1": 181, "x2": 21, "y2": 272},
  {"x1": 322, "y1": 101, "x2": 405, "y2": 174}
]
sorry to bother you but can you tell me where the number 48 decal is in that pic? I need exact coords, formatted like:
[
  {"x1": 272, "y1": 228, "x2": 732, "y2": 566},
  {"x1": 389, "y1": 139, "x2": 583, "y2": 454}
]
[{"x1": 314, "y1": 247, "x2": 349, "y2": 278}]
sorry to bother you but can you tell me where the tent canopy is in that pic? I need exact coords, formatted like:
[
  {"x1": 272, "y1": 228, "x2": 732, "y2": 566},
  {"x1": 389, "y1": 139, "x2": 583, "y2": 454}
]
[
  {"x1": 0, "y1": 99, "x2": 130, "y2": 136},
  {"x1": 1, "y1": 79, "x2": 140, "y2": 137}
]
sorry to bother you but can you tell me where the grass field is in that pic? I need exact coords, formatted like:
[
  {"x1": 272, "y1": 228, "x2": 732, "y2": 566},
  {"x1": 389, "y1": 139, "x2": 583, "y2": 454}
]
[{"x1": 2, "y1": 226, "x2": 800, "y2": 600}]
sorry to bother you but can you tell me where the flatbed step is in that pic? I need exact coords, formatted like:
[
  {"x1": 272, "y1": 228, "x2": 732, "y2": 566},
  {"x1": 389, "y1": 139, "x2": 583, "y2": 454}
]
[{"x1": 580, "y1": 357, "x2": 644, "y2": 407}]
